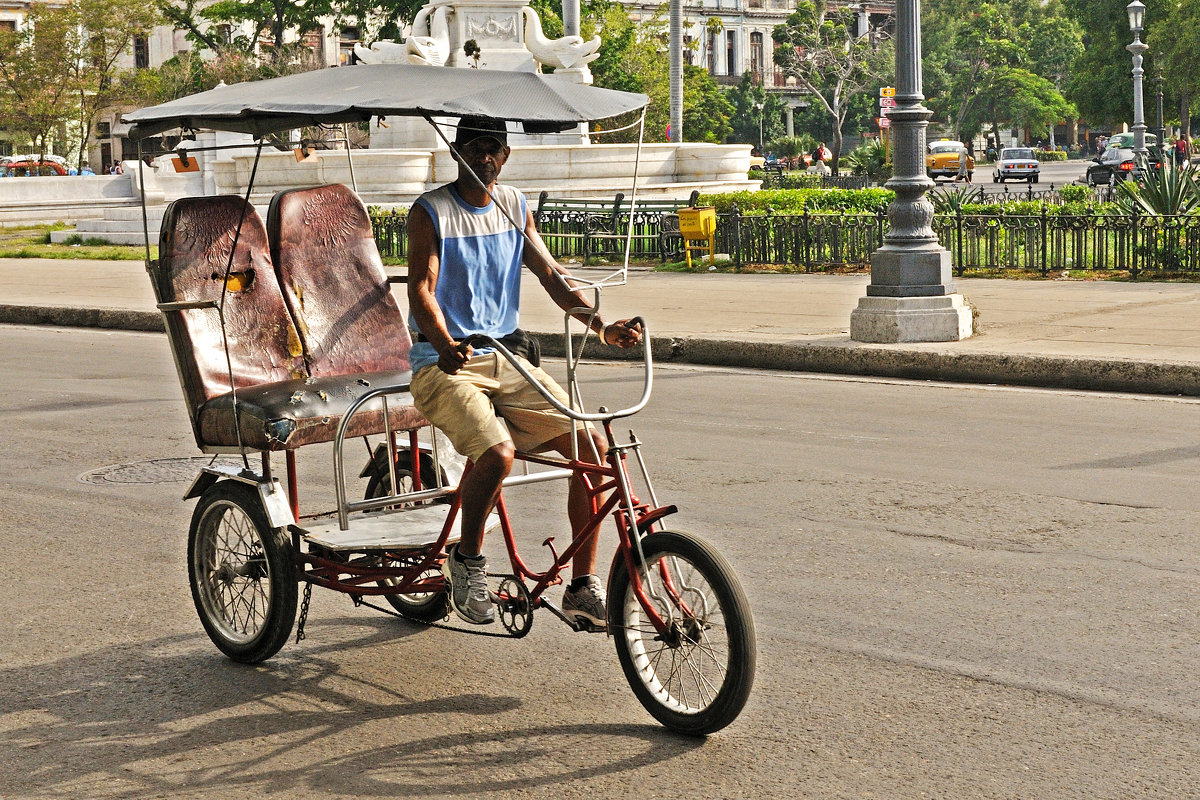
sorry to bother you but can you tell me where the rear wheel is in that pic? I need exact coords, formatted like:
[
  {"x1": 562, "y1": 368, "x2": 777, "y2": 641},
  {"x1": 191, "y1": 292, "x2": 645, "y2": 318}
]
[
  {"x1": 363, "y1": 449, "x2": 449, "y2": 622},
  {"x1": 189, "y1": 481, "x2": 297, "y2": 663},
  {"x1": 609, "y1": 531, "x2": 755, "y2": 736}
]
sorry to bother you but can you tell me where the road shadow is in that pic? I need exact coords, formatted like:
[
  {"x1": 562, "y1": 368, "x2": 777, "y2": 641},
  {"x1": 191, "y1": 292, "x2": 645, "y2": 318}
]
[{"x1": 1, "y1": 617, "x2": 702, "y2": 799}]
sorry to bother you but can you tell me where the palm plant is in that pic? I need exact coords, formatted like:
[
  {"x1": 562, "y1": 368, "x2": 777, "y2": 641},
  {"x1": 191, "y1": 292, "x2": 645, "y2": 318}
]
[
  {"x1": 768, "y1": 135, "x2": 812, "y2": 169},
  {"x1": 928, "y1": 185, "x2": 985, "y2": 213},
  {"x1": 844, "y1": 139, "x2": 890, "y2": 182},
  {"x1": 1115, "y1": 157, "x2": 1200, "y2": 215}
]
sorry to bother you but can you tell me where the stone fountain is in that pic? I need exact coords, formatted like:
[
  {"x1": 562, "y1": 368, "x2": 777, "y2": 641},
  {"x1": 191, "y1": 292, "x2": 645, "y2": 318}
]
[{"x1": 52, "y1": 0, "x2": 755, "y2": 243}]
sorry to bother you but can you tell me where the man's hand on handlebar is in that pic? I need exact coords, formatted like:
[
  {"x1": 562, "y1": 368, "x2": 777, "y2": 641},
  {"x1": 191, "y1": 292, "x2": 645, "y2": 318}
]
[
  {"x1": 602, "y1": 319, "x2": 643, "y2": 349},
  {"x1": 437, "y1": 341, "x2": 472, "y2": 374}
]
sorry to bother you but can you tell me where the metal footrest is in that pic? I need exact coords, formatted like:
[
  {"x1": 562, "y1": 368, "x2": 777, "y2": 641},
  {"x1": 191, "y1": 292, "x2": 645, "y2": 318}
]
[{"x1": 300, "y1": 503, "x2": 495, "y2": 553}]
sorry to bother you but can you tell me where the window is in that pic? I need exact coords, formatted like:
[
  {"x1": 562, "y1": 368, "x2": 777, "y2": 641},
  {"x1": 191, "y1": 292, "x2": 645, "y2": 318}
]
[
  {"x1": 750, "y1": 32, "x2": 764, "y2": 79},
  {"x1": 96, "y1": 121, "x2": 111, "y2": 138},
  {"x1": 726, "y1": 30, "x2": 736, "y2": 75},
  {"x1": 0, "y1": 20, "x2": 16, "y2": 32},
  {"x1": 134, "y1": 35, "x2": 149, "y2": 69},
  {"x1": 218, "y1": 24, "x2": 232, "y2": 45}
]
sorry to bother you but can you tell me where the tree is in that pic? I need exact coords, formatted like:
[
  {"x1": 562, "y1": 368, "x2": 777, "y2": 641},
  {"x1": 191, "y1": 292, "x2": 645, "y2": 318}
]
[
  {"x1": 930, "y1": 5, "x2": 1023, "y2": 142},
  {"x1": 1150, "y1": 0, "x2": 1200, "y2": 139},
  {"x1": 725, "y1": 73, "x2": 785, "y2": 150},
  {"x1": 68, "y1": 0, "x2": 165, "y2": 171},
  {"x1": 0, "y1": 4, "x2": 76, "y2": 161},
  {"x1": 966, "y1": 67, "x2": 1077, "y2": 149},
  {"x1": 772, "y1": 0, "x2": 893, "y2": 173},
  {"x1": 588, "y1": 4, "x2": 732, "y2": 144},
  {"x1": 1060, "y1": 0, "x2": 1134, "y2": 126},
  {"x1": 199, "y1": 0, "x2": 335, "y2": 53}
]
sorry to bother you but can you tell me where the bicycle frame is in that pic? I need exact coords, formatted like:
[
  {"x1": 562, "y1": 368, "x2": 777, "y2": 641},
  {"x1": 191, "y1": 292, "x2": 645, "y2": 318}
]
[{"x1": 297, "y1": 322, "x2": 681, "y2": 635}]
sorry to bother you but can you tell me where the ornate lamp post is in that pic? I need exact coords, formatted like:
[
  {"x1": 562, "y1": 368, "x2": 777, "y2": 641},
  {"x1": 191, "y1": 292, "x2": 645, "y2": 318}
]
[
  {"x1": 1127, "y1": 0, "x2": 1148, "y2": 159},
  {"x1": 754, "y1": 101, "x2": 765, "y2": 151},
  {"x1": 850, "y1": 0, "x2": 972, "y2": 342},
  {"x1": 1154, "y1": 66, "x2": 1165, "y2": 149}
]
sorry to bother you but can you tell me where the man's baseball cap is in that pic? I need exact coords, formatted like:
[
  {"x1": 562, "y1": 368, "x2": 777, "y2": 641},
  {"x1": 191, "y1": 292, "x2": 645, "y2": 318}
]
[{"x1": 454, "y1": 115, "x2": 508, "y2": 148}]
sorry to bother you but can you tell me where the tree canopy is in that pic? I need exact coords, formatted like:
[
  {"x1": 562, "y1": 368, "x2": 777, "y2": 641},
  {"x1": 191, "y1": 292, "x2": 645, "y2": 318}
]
[{"x1": 772, "y1": 0, "x2": 894, "y2": 170}]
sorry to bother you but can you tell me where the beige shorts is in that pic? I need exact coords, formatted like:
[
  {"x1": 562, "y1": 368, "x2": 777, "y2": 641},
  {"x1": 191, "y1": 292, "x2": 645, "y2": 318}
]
[{"x1": 410, "y1": 352, "x2": 589, "y2": 462}]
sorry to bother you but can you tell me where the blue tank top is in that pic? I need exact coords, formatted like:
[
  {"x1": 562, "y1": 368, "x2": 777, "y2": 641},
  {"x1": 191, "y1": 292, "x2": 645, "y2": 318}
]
[{"x1": 408, "y1": 182, "x2": 527, "y2": 373}]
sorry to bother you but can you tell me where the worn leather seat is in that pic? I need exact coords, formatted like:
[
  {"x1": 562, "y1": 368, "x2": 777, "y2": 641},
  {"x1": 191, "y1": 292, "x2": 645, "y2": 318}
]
[
  {"x1": 156, "y1": 192, "x2": 425, "y2": 453},
  {"x1": 268, "y1": 183, "x2": 426, "y2": 437}
]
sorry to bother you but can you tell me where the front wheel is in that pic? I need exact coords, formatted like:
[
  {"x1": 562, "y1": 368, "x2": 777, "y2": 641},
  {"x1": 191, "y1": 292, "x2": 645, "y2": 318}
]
[
  {"x1": 189, "y1": 481, "x2": 297, "y2": 663},
  {"x1": 609, "y1": 531, "x2": 755, "y2": 735}
]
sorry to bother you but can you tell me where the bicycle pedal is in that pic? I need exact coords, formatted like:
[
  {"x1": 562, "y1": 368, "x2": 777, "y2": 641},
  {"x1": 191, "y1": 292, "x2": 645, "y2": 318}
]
[{"x1": 571, "y1": 615, "x2": 607, "y2": 634}]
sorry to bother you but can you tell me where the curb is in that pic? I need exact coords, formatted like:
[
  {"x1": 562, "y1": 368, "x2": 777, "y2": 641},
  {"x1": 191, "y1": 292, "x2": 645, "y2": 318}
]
[
  {"x1": 532, "y1": 332, "x2": 1200, "y2": 398},
  {"x1": 5, "y1": 303, "x2": 1200, "y2": 398}
]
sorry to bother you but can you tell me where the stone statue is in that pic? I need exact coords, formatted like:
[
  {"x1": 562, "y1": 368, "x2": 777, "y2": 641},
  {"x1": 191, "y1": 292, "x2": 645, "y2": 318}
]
[
  {"x1": 521, "y1": 7, "x2": 600, "y2": 70},
  {"x1": 360, "y1": 0, "x2": 600, "y2": 147},
  {"x1": 354, "y1": 2, "x2": 597, "y2": 77}
]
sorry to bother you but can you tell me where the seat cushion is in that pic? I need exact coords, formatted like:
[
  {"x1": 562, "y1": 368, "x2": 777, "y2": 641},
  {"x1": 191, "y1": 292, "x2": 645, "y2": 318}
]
[{"x1": 197, "y1": 370, "x2": 428, "y2": 451}]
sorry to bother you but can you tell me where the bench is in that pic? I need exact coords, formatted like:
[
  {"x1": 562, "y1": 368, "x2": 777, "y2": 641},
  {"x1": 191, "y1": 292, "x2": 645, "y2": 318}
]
[
  {"x1": 153, "y1": 189, "x2": 426, "y2": 454},
  {"x1": 534, "y1": 190, "x2": 700, "y2": 261}
]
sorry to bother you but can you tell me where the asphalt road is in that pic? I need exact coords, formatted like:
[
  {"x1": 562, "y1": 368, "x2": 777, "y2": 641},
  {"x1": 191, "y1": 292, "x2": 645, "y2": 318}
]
[
  {"x1": 3, "y1": 325, "x2": 1200, "y2": 799},
  {"x1": 933, "y1": 158, "x2": 1089, "y2": 195}
]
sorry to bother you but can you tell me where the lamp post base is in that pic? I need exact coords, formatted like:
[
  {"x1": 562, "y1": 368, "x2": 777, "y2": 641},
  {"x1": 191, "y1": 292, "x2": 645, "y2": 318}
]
[{"x1": 850, "y1": 294, "x2": 974, "y2": 343}]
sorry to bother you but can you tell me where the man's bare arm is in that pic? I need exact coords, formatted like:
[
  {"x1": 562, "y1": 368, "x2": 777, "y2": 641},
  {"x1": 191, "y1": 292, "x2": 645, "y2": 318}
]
[
  {"x1": 407, "y1": 203, "x2": 469, "y2": 373},
  {"x1": 521, "y1": 210, "x2": 642, "y2": 347}
]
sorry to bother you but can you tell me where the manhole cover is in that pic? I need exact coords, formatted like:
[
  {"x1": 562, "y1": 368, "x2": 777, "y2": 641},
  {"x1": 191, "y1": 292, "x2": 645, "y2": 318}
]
[{"x1": 79, "y1": 457, "x2": 245, "y2": 485}]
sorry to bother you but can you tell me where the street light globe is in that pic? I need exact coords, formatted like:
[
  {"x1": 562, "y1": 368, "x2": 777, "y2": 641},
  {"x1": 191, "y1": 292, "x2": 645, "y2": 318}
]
[{"x1": 1127, "y1": 0, "x2": 1145, "y2": 33}]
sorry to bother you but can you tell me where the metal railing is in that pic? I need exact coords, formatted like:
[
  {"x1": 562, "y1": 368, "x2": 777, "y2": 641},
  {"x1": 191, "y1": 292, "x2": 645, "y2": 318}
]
[{"x1": 369, "y1": 201, "x2": 1200, "y2": 276}]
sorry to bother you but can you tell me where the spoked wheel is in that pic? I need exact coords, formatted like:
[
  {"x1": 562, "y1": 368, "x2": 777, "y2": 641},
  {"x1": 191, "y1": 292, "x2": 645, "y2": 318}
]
[
  {"x1": 608, "y1": 530, "x2": 755, "y2": 736},
  {"x1": 188, "y1": 481, "x2": 297, "y2": 663},
  {"x1": 374, "y1": 553, "x2": 448, "y2": 622},
  {"x1": 364, "y1": 455, "x2": 449, "y2": 622}
]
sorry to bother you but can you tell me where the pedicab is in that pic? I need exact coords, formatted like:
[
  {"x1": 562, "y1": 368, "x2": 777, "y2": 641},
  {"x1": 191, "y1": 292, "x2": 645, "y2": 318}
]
[{"x1": 123, "y1": 63, "x2": 755, "y2": 735}]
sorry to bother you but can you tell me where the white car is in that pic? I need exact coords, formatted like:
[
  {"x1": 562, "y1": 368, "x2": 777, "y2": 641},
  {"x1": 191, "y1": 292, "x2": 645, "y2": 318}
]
[{"x1": 993, "y1": 147, "x2": 1040, "y2": 184}]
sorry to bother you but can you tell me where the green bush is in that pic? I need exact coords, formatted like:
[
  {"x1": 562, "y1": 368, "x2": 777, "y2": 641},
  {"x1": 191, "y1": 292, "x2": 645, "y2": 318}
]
[
  {"x1": 1034, "y1": 150, "x2": 1068, "y2": 162},
  {"x1": 778, "y1": 172, "x2": 822, "y2": 189},
  {"x1": 1056, "y1": 184, "x2": 1091, "y2": 204},
  {"x1": 699, "y1": 187, "x2": 893, "y2": 215}
]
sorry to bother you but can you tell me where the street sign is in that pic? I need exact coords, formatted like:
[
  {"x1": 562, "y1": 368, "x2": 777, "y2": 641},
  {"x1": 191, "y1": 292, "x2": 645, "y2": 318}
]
[
  {"x1": 880, "y1": 97, "x2": 896, "y2": 108},
  {"x1": 878, "y1": 117, "x2": 891, "y2": 129},
  {"x1": 880, "y1": 86, "x2": 895, "y2": 97}
]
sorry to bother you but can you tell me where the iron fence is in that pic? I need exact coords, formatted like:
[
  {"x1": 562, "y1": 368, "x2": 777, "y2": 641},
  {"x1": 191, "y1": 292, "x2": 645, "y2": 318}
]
[{"x1": 370, "y1": 203, "x2": 1200, "y2": 276}]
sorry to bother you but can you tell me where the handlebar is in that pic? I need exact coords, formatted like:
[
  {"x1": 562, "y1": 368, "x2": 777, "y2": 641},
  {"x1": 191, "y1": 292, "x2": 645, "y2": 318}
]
[{"x1": 459, "y1": 317, "x2": 653, "y2": 422}]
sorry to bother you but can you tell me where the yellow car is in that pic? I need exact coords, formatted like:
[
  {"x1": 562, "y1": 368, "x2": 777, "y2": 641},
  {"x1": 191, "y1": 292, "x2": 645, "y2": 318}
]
[{"x1": 926, "y1": 140, "x2": 974, "y2": 182}]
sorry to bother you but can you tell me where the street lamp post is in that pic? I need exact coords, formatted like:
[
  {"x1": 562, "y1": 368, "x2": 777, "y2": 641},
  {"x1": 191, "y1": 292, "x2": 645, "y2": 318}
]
[
  {"x1": 1154, "y1": 66, "x2": 1165, "y2": 149},
  {"x1": 754, "y1": 101, "x2": 764, "y2": 151},
  {"x1": 849, "y1": 0, "x2": 972, "y2": 342},
  {"x1": 1127, "y1": 0, "x2": 1148, "y2": 160}
]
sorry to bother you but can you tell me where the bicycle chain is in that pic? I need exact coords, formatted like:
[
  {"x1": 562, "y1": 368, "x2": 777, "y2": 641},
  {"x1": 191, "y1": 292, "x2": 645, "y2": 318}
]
[{"x1": 295, "y1": 581, "x2": 313, "y2": 643}]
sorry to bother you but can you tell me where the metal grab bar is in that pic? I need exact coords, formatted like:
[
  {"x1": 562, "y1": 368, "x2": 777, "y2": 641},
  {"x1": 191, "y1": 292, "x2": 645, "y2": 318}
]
[
  {"x1": 332, "y1": 383, "x2": 415, "y2": 529},
  {"x1": 461, "y1": 317, "x2": 653, "y2": 423}
]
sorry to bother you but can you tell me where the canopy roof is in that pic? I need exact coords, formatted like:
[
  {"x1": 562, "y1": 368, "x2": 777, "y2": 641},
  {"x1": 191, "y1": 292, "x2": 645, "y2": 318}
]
[{"x1": 123, "y1": 63, "x2": 649, "y2": 140}]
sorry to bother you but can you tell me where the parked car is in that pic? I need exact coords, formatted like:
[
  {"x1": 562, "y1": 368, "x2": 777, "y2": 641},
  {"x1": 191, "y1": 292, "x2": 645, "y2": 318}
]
[
  {"x1": 1104, "y1": 132, "x2": 1158, "y2": 151},
  {"x1": 0, "y1": 159, "x2": 68, "y2": 177},
  {"x1": 992, "y1": 147, "x2": 1041, "y2": 184},
  {"x1": 1085, "y1": 146, "x2": 1161, "y2": 186},
  {"x1": 926, "y1": 140, "x2": 974, "y2": 181}
]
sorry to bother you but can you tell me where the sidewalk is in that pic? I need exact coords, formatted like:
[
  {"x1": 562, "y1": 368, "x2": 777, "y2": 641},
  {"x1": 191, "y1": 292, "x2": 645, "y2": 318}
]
[{"x1": 4, "y1": 257, "x2": 1200, "y2": 396}]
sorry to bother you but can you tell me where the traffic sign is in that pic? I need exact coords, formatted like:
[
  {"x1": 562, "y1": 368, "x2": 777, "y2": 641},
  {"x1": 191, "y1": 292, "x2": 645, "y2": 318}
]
[
  {"x1": 880, "y1": 97, "x2": 896, "y2": 108},
  {"x1": 880, "y1": 86, "x2": 895, "y2": 97},
  {"x1": 878, "y1": 117, "x2": 890, "y2": 128}
]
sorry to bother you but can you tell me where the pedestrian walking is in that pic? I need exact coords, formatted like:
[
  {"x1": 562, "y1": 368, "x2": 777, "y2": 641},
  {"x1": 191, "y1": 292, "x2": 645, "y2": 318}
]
[{"x1": 1175, "y1": 136, "x2": 1189, "y2": 167}]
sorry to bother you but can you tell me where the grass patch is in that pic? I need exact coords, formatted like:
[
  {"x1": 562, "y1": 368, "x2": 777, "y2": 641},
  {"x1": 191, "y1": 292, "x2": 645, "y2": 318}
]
[{"x1": 0, "y1": 225, "x2": 153, "y2": 260}]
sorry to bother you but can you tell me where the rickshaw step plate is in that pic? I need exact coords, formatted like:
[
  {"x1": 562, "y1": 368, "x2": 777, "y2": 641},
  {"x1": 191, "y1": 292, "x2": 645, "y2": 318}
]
[{"x1": 299, "y1": 504, "x2": 494, "y2": 552}]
